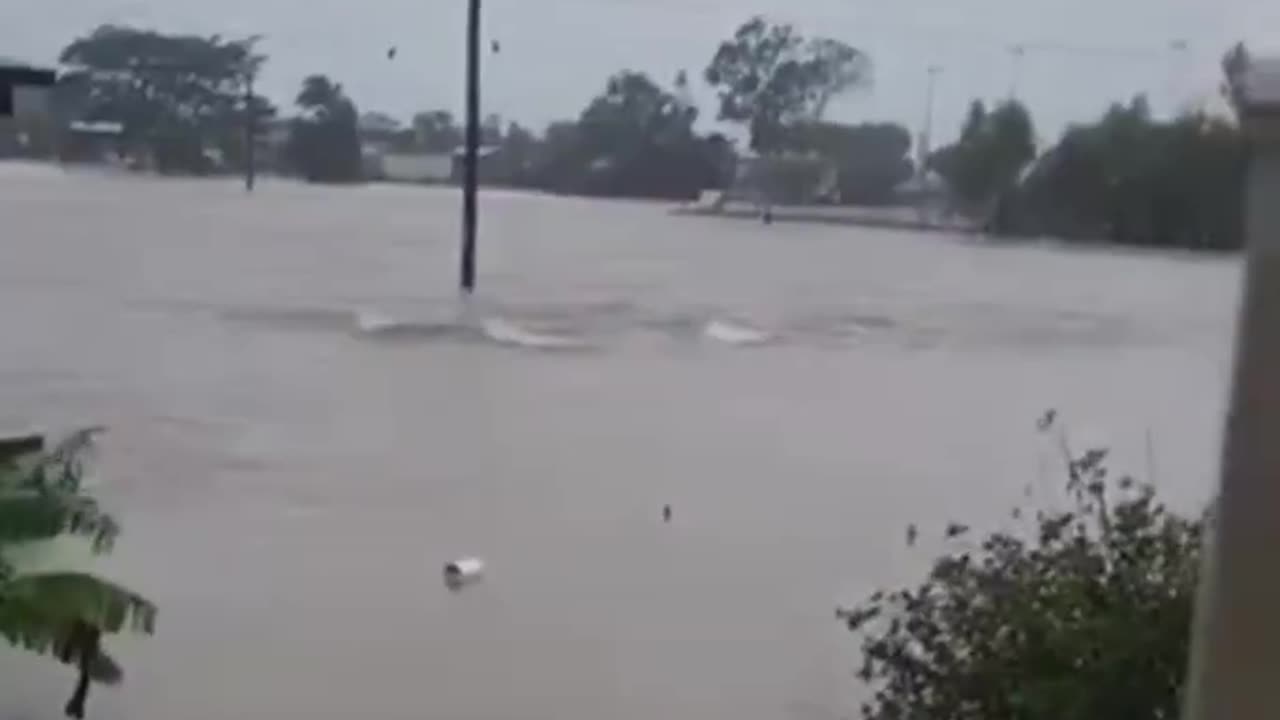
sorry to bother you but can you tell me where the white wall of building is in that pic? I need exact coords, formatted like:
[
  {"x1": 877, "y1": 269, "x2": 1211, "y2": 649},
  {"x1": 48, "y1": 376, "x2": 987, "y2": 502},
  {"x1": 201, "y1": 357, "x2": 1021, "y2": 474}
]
[{"x1": 380, "y1": 153, "x2": 452, "y2": 183}]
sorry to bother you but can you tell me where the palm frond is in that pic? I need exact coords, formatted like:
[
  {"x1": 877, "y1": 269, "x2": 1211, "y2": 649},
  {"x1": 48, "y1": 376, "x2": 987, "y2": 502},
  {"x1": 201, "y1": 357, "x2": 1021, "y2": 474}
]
[
  {"x1": 0, "y1": 571, "x2": 156, "y2": 637},
  {"x1": 0, "y1": 428, "x2": 103, "y2": 494},
  {"x1": 0, "y1": 493, "x2": 120, "y2": 550},
  {"x1": 43, "y1": 427, "x2": 105, "y2": 494}
]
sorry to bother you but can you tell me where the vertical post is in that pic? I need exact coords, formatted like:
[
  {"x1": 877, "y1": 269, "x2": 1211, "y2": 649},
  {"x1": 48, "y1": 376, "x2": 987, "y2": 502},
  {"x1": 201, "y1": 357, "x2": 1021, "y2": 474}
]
[
  {"x1": 460, "y1": 0, "x2": 481, "y2": 294},
  {"x1": 244, "y1": 73, "x2": 256, "y2": 193},
  {"x1": 1182, "y1": 56, "x2": 1280, "y2": 720}
]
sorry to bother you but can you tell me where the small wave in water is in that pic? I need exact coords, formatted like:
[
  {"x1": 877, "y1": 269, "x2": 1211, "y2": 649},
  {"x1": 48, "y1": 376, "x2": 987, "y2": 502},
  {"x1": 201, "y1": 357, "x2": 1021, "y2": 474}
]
[
  {"x1": 353, "y1": 307, "x2": 583, "y2": 350},
  {"x1": 353, "y1": 311, "x2": 474, "y2": 341},
  {"x1": 703, "y1": 319, "x2": 772, "y2": 346},
  {"x1": 480, "y1": 317, "x2": 584, "y2": 350},
  {"x1": 355, "y1": 309, "x2": 399, "y2": 334},
  {"x1": 217, "y1": 301, "x2": 916, "y2": 350}
]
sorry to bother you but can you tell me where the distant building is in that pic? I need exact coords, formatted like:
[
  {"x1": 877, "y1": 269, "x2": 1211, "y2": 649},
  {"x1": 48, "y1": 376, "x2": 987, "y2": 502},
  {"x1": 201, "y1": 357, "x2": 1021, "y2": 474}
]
[
  {"x1": 59, "y1": 120, "x2": 126, "y2": 164},
  {"x1": 0, "y1": 56, "x2": 55, "y2": 118},
  {"x1": 0, "y1": 57, "x2": 56, "y2": 157},
  {"x1": 377, "y1": 152, "x2": 453, "y2": 183},
  {"x1": 364, "y1": 143, "x2": 506, "y2": 185},
  {"x1": 358, "y1": 112, "x2": 405, "y2": 158},
  {"x1": 450, "y1": 144, "x2": 504, "y2": 183}
]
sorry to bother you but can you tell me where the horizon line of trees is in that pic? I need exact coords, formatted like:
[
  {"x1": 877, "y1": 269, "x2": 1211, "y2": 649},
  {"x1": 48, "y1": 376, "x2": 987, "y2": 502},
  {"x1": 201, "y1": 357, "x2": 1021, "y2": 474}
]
[{"x1": 8, "y1": 22, "x2": 1259, "y2": 251}]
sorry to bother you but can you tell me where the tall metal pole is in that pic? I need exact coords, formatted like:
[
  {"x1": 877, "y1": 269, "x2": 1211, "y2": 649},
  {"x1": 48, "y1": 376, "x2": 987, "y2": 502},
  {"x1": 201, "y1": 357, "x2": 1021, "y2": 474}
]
[
  {"x1": 1182, "y1": 55, "x2": 1280, "y2": 720},
  {"x1": 244, "y1": 74, "x2": 256, "y2": 193},
  {"x1": 460, "y1": 0, "x2": 481, "y2": 294}
]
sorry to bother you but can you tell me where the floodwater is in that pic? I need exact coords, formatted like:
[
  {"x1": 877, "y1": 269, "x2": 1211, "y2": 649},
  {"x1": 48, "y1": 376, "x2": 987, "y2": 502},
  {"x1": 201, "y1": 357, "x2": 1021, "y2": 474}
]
[{"x1": 0, "y1": 164, "x2": 1238, "y2": 720}]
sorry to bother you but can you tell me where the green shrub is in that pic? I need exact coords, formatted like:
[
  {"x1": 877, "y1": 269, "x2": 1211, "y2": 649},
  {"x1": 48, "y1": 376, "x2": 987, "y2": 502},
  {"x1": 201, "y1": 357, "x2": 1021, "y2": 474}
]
[{"x1": 839, "y1": 413, "x2": 1203, "y2": 720}]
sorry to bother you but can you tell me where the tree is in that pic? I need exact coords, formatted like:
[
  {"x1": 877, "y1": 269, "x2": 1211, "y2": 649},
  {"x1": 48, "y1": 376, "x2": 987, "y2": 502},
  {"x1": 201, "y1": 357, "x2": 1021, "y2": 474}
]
[
  {"x1": 57, "y1": 24, "x2": 271, "y2": 174},
  {"x1": 531, "y1": 70, "x2": 724, "y2": 199},
  {"x1": 0, "y1": 430, "x2": 156, "y2": 719},
  {"x1": 499, "y1": 121, "x2": 538, "y2": 184},
  {"x1": 410, "y1": 110, "x2": 462, "y2": 153},
  {"x1": 1007, "y1": 97, "x2": 1245, "y2": 249},
  {"x1": 839, "y1": 413, "x2": 1201, "y2": 720},
  {"x1": 287, "y1": 74, "x2": 362, "y2": 183},
  {"x1": 1221, "y1": 42, "x2": 1251, "y2": 113},
  {"x1": 705, "y1": 16, "x2": 870, "y2": 152},
  {"x1": 482, "y1": 113, "x2": 504, "y2": 146},
  {"x1": 930, "y1": 99, "x2": 1036, "y2": 214}
]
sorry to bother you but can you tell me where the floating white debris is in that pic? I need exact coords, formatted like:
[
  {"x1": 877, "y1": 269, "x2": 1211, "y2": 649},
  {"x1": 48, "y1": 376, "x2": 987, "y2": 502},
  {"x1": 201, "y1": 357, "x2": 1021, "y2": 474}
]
[{"x1": 443, "y1": 557, "x2": 485, "y2": 589}]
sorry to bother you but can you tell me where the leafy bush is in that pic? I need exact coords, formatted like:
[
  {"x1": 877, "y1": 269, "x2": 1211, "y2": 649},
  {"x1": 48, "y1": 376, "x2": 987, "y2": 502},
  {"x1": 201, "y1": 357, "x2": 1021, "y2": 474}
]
[{"x1": 839, "y1": 413, "x2": 1204, "y2": 720}]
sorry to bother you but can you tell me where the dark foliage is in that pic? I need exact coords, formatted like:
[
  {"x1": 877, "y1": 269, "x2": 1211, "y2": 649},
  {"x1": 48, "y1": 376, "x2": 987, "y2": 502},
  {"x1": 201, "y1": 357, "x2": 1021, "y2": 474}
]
[
  {"x1": 929, "y1": 99, "x2": 1036, "y2": 215},
  {"x1": 839, "y1": 413, "x2": 1203, "y2": 720},
  {"x1": 287, "y1": 75, "x2": 363, "y2": 184},
  {"x1": 527, "y1": 70, "x2": 730, "y2": 200},
  {"x1": 56, "y1": 25, "x2": 272, "y2": 174},
  {"x1": 1004, "y1": 98, "x2": 1246, "y2": 250},
  {"x1": 705, "y1": 16, "x2": 869, "y2": 152}
]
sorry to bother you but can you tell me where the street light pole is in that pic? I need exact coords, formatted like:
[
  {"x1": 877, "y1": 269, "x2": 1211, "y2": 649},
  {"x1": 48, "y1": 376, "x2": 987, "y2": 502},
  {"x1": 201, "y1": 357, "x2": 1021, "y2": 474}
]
[
  {"x1": 460, "y1": 0, "x2": 481, "y2": 294},
  {"x1": 1183, "y1": 54, "x2": 1280, "y2": 720}
]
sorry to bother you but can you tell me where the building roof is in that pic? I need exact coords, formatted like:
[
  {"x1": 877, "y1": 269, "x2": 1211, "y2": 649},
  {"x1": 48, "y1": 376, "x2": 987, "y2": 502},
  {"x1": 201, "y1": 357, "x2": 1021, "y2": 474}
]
[{"x1": 0, "y1": 57, "x2": 56, "y2": 87}]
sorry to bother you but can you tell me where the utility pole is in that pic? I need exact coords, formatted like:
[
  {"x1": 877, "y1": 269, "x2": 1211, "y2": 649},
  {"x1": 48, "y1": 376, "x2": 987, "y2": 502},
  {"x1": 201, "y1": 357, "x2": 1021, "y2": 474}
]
[
  {"x1": 460, "y1": 0, "x2": 481, "y2": 294},
  {"x1": 1183, "y1": 53, "x2": 1280, "y2": 720},
  {"x1": 244, "y1": 73, "x2": 256, "y2": 193}
]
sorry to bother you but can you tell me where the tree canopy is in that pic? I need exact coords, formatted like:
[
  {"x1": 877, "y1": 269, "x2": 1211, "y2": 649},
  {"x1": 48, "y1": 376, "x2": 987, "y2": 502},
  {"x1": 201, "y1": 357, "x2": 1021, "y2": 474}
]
[
  {"x1": 929, "y1": 99, "x2": 1036, "y2": 213},
  {"x1": 287, "y1": 74, "x2": 362, "y2": 183},
  {"x1": 57, "y1": 24, "x2": 271, "y2": 173},
  {"x1": 1004, "y1": 98, "x2": 1246, "y2": 249},
  {"x1": 527, "y1": 70, "x2": 729, "y2": 199},
  {"x1": 705, "y1": 16, "x2": 870, "y2": 152}
]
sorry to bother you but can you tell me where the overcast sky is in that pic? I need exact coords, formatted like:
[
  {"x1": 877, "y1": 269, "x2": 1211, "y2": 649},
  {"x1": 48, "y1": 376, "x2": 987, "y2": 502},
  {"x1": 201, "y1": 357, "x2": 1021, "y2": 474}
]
[{"x1": 7, "y1": 0, "x2": 1280, "y2": 144}]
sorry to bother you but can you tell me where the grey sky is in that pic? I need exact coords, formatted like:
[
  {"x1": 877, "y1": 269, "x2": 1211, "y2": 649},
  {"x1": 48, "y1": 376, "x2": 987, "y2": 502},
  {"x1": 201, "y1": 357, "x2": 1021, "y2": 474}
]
[{"x1": 7, "y1": 0, "x2": 1280, "y2": 144}]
